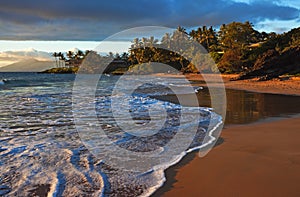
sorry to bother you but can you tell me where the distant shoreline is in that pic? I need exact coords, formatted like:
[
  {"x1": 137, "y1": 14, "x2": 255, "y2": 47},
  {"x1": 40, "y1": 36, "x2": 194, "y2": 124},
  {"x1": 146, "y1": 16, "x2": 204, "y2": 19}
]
[{"x1": 39, "y1": 67, "x2": 78, "y2": 74}]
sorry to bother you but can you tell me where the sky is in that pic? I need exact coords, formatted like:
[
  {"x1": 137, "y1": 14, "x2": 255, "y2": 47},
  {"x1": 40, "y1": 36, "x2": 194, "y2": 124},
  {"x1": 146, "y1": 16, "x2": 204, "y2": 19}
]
[{"x1": 0, "y1": 0, "x2": 299, "y2": 53}]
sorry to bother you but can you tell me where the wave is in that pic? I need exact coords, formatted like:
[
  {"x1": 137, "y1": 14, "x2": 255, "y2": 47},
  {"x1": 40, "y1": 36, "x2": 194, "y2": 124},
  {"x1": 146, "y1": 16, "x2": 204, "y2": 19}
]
[
  {"x1": 0, "y1": 73, "x2": 223, "y2": 196},
  {"x1": 141, "y1": 111, "x2": 223, "y2": 197}
]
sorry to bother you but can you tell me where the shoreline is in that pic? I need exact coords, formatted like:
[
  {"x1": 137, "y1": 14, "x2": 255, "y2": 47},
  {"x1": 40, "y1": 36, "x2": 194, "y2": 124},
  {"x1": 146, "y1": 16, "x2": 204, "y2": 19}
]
[
  {"x1": 186, "y1": 73, "x2": 300, "y2": 96},
  {"x1": 154, "y1": 73, "x2": 300, "y2": 96},
  {"x1": 153, "y1": 116, "x2": 300, "y2": 197},
  {"x1": 152, "y1": 73, "x2": 300, "y2": 196}
]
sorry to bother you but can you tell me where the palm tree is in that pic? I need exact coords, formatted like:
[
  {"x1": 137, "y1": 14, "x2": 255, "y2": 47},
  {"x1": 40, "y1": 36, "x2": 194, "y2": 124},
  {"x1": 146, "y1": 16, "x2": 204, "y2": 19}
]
[
  {"x1": 108, "y1": 52, "x2": 114, "y2": 59},
  {"x1": 75, "y1": 50, "x2": 84, "y2": 60},
  {"x1": 189, "y1": 29, "x2": 198, "y2": 41},
  {"x1": 141, "y1": 37, "x2": 147, "y2": 47},
  {"x1": 57, "y1": 52, "x2": 63, "y2": 67},
  {"x1": 177, "y1": 26, "x2": 187, "y2": 34},
  {"x1": 148, "y1": 36, "x2": 158, "y2": 48},
  {"x1": 131, "y1": 38, "x2": 140, "y2": 48},
  {"x1": 202, "y1": 26, "x2": 218, "y2": 51},
  {"x1": 161, "y1": 33, "x2": 171, "y2": 48},
  {"x1": 58, "y1": 52, "x2": 66, "y2": 67},
  {"x1": 115, "y1": 53, "x2": 121, "y2": 60},
  {"x1": 67, "y1": 51, "x2": 74, "y2": 60},
  {"x1": 52, "y1": 52, "x2": 58, "y2": 67},
  {"x1": 190, "y1": 26, "x2": 218, "y2": 52}
]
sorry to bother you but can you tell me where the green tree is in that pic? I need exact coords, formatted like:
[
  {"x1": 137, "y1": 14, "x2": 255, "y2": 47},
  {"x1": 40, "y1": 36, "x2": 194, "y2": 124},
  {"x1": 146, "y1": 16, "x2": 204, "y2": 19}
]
[
  {"x1": 52, "y1": 52, "x2": 59, "y2": 67},
  {"x1": 57, "y1": 52, "x2": 64, "y2": 67},
  {"x1": 67, "y1": 51, "x2": 74, "y2": 60},
  {"x1": 189, "y1": 26, "x2": 218, "y2": 52},
  {"x1": 161, "y1": 33, "x2": 171, "y2": 48},
  {"x1": 121, "y1": 52, "x2": 129, "y2": 61},
  {"x1": 217, "y1": 22, "x2": 259, "y2": 73},
  {"x1": 75, "y1": 50, "x2": 84, "y2": 60},
  {"x1": 219, "y1": 21, "x2": 257, "y2": 50}
]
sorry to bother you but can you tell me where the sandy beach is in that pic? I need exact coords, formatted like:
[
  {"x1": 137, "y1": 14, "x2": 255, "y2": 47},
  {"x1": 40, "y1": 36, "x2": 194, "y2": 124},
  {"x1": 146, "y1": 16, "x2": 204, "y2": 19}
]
[
  {"x1": 158, "y1": 117, "x2": 300, "y2": 197},
  {"x1": 153, "y1": 73, "x2": 300, "y2": 197},
  {"x1": 185, "y1": 73, "x2": 300, "y2": 96},
  {"x1": 155, "y1": 73, "x2": 300, "y2": 95}
]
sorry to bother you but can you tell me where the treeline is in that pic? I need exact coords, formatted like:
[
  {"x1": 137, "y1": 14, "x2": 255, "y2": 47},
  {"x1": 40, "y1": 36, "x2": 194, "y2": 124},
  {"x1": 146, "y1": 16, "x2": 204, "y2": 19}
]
[
  {"x1": 127, "y1": 21, "x2": 300, "y2": 74},
  {"x1": 50, "y1": 21, "x2": 300, "y2": 77},
  {"x1": 52, "y1": 49, "x2": 90, "y2": 67}
]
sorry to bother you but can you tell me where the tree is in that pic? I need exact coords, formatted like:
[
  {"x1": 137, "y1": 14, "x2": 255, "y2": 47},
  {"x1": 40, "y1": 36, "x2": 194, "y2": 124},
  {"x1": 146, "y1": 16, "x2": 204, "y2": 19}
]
[
  {"x1": 177, "y1": 26, "x2": 187, "y2": 34},
  {"x1": 67, "y1": 51, "x2": 74, "y2": 60},
  {"x1": 217, "y1": 22, "x2": 259, "y2": 73},
  {"x1": 131, "y1": 38, "x2": 141, "y2": 48},
  {"x1": 161, "y1": 33, "x2": 171, "y2": 48},
  {"x1": 73, "y1": 50, "x2": 84, "y2": 61},
  {"x1": 189, "y1": 26, "x2": 218, "y2": 52},
  {"x1": 52, "y1": 52, "x2": 58, "y2": 67},
  {"x1": 121, "y1": 52, "x2": 129, "y2": 61},
  {"x1": 218, "y1": 49, "x2": 243, "y2": 73},
  {"x1": 114, "y1": 53, "x2": 121, "y2": 60},
  {"x1": 108, "y1": 52, "x2": 115, "y2": 60},
  {"x1": 219, "y1": 21, "x2": 257, "y2": 50},
  {"x1": 148, "y1": 36, "x2": 158, "y2": 47},
  {"x1": 57, "y1": 52, "x2": 63, "y2": 67}
]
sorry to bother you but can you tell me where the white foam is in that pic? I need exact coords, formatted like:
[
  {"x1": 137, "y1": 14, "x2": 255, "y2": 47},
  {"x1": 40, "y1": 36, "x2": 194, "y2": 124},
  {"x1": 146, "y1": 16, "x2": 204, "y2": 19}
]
[
  {"x1": 141, "y1": 114, "x2": 223, "y2": 197},
  {"x1": 1, "y1": 73, "x2": 223, "y2": 196}
]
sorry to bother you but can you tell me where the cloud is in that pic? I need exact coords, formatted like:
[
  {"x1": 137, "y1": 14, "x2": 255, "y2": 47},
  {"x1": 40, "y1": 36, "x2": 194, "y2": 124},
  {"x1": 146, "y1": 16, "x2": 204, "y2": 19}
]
[{"x1": 0, "y1": 0, "x2": 299, "y2": 40}]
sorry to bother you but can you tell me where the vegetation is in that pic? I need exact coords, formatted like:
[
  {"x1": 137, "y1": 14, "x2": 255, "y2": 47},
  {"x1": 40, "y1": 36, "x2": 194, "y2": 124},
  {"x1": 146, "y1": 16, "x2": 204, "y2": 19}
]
[
  {"x1": 45, "y1": 49, "x2": 90, "y2": 73},
  {"x1": 127, "y1": 22, "x2": 300, "y2": 76},
  {"x1": 45, "y1": 21, "x2": 300, "y2": 79},
  {"x1": 41, "y1": 67, "x2": 79, "y2": 74}
]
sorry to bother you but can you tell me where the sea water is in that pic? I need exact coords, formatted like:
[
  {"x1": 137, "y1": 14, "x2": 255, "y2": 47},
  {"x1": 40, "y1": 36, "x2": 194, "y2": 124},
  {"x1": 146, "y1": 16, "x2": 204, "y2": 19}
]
[{"x1": 0, "y1": 73, "x2": 222, "y2": 196}]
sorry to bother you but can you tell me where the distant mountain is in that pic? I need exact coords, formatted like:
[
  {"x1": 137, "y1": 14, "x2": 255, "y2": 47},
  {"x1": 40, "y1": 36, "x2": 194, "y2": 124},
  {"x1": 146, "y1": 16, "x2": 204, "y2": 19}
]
[
  {"x1": 0, "y1": 58, "x2": 56, "y2": 72},
  {"x1": 0, "y1": 48, "x2": 53, "y2": 61},
  {"x1": 0, "y1": 48, "x2": 54, "y2": 68}
]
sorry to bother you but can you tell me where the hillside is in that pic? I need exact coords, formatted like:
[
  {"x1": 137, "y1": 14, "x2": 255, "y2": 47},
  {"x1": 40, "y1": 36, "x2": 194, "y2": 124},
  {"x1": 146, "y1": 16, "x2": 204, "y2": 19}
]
[
  {"x1": 235, "y1": 46, "x2": 300, "y2": 80},
  {"x1": 0, "y1": 59, "x2": 55, "y2": 72}
]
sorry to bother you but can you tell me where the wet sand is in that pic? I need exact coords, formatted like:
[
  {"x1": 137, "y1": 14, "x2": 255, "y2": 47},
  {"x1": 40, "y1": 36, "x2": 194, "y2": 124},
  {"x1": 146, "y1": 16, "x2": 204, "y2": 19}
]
[
  {"x1": 156, "y1": 117, "x2": 300, "y2": 197},
  {"x1": 152, "y1": 73, "x2": 300, "y2": 197}
]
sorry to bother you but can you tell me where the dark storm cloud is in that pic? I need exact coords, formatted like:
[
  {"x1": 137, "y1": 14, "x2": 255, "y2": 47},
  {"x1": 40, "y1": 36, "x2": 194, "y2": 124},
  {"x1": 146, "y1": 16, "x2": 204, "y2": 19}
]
[{"x1": 0, "y1": 0, "x2": 299, "y2": 40}]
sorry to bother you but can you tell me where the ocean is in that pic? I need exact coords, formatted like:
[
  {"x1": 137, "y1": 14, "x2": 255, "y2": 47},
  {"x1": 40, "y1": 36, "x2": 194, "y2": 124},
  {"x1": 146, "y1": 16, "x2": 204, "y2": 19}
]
[{"x1": 0, "y1": 72, "x2": 222, "y2": 196}]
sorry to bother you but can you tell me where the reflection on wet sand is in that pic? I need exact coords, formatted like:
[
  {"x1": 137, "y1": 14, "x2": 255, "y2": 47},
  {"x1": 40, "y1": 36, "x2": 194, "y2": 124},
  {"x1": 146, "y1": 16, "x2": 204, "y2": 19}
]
[{"x1": 153, "y1": 87, "x2": 300, "y2": 125}]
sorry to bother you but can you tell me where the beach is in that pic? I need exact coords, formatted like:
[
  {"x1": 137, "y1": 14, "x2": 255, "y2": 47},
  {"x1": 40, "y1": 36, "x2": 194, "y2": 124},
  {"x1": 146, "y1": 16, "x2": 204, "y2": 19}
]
[
  {"x1": 154, "y1": 74, "x2": 300, "y2": 197},
  {"x1": 186, "y1": 73, "x2": 300, "y2": 96},
  {"x1": 1, "y1": 72, "x2": 300, "y2": 196},
  {"x1": 155, "y1": 73, "x2": 300, "y2": 96},
  {"x1": 158, "y1": 117, "x2": 300, "y2": 197}
]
